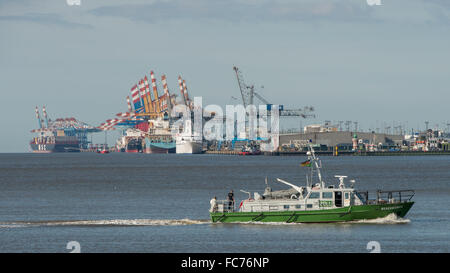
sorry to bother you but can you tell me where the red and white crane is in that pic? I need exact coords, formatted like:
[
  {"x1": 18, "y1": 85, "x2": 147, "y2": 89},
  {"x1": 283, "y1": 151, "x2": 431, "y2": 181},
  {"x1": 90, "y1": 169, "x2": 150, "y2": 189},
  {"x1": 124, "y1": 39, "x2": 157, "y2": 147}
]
[{"x1": 150, "y1": 70, "x2": 161, "y2": 113}]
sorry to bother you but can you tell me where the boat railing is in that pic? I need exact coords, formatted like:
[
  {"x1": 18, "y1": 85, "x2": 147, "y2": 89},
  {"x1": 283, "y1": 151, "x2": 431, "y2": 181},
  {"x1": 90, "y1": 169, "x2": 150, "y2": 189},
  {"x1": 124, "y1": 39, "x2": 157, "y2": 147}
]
[
  {"x1": 357, "y1": 190, "x2": 415, "y2": 205},
  {"x1": 213, "y1": 200, "x2": 236, "y2": 213},
  {"x1": 263, "y1": 195, "x2": 299, "y2": 200}
]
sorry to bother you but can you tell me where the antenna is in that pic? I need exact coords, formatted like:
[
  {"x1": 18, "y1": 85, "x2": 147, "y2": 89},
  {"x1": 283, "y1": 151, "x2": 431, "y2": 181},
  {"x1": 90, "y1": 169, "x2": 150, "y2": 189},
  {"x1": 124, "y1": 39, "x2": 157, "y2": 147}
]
[
  {"x1": 306, "y1": 144, "x2": 324, "y2": 188},
  {"x1": 335, "y1": 175, "x2": 348, "y2": 189}
]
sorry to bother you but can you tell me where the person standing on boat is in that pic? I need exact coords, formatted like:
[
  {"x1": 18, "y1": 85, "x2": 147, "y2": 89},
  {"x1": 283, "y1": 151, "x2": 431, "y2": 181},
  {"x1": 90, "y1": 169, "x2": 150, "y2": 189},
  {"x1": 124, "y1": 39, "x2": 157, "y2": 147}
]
[
  {"x1": 209, "y1": 196, "x2": 218, "y2": 213},
  {"x1": 227, "y1": 190, "x2": 235, "y2": 212}
]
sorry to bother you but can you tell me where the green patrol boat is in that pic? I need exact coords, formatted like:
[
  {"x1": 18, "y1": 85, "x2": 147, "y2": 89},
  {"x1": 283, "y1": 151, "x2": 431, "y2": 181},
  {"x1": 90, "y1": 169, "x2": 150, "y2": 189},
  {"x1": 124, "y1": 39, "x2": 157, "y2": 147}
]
[{"x1": 210, "y1": 145, "x2": 414, "y2": 223}]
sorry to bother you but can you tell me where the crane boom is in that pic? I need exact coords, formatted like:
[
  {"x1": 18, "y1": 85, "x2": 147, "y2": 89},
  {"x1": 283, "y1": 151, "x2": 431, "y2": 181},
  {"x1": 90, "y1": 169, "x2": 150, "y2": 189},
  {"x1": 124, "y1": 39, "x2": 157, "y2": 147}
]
[
  {"x1": 253, "y1": 91, "x2": 270, "y2": 105},
  {"x1": 233, "y1": 66, "x2": 253, "y2": 108},
  {"x1": 42, "y1": 106, "x2": 49, "y2": 128},
  {"x1": 35, "y1": 106, "x2": 42, "y2": 129},
  {"x1": 232, "y1": 66, "x2": 315, "y2": 118}
]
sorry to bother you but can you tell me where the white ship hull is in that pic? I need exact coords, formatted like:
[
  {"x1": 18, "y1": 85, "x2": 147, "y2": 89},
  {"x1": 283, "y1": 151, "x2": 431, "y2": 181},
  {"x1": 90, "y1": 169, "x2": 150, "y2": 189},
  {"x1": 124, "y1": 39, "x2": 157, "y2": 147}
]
[{"x1": 176, "y1": 140, "x2": 202, "y2": 154}]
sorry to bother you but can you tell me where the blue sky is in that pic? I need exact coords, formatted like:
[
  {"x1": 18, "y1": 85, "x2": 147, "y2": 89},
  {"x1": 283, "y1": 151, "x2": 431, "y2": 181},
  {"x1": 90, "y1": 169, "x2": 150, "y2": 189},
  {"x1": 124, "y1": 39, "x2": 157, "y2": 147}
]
[{"x1": 0, "y1": 0, "x2": 449, "y2": 152}]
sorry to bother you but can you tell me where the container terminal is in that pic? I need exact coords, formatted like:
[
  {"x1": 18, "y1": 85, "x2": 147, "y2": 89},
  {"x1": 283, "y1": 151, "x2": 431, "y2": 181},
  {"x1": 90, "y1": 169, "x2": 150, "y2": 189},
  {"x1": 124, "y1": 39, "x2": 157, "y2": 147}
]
[
  {"x1": 30, "y1": 106, "x2": 100, "y2": 153},
  {"x1": 30, "y1": 67, "x2": 450, "y2": 155}
]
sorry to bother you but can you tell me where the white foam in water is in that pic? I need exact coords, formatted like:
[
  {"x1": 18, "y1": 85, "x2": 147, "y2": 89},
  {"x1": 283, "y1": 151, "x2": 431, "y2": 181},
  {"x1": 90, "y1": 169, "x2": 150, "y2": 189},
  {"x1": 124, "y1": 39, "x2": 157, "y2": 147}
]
[
  {"x1": 236, "y1": 221, "x2": 303, "y2": 226},
  {"x1": 0, "y1": 219, "x2": 210, "y2": 228},
  {"x1": 0, "y1": 214, "x2": 409, "y2": 228},
  {"x1": 0, "y1": 224, "x2": 28, "y2": 228},
  {"x1": 351, "y1": 213, "x2": 411, "y2": 224},
  {"x1": 53, "y1": 219, "x2": 210, "y2": 226}
]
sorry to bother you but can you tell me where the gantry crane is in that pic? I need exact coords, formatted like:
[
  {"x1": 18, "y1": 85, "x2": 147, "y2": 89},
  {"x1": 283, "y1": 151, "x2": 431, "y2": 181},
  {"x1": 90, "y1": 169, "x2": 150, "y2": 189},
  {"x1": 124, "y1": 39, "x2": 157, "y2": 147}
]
[{"x1": 232, "y1": 66, "x2": 315, "y2": 118}]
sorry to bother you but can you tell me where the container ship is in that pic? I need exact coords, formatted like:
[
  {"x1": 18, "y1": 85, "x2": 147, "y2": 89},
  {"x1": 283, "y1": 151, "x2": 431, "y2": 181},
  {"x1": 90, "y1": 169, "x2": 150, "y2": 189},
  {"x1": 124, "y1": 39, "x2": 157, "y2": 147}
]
[
  {"x1": 30, "y1": 130, "x2": 80, "y2": 153},
  {"x1": 30, "y1": 106, "x2": 100, "y2": 153},
  {"x1": 99, "y1": 70, "x2": 203, "y2": 154},
  {"x1": 146, "y1": 138, "x2": 176, "y2": 153},
  {"x1": 115, "y1": 121, "x2": 175, "y2": 154},
  {"x1": 145, "y1": 118, "x2": 176, "y2": 154},
  {"x1": 116, "y1": 128, "x2": 144, "y2": 153}
]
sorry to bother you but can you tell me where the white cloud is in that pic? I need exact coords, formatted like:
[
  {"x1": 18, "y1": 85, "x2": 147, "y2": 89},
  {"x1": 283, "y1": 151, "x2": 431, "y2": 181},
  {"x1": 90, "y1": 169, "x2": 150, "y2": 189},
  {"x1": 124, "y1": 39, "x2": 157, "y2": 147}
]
[{"x1": 88, "y1": 0, "x2": 374, "y2": 23}]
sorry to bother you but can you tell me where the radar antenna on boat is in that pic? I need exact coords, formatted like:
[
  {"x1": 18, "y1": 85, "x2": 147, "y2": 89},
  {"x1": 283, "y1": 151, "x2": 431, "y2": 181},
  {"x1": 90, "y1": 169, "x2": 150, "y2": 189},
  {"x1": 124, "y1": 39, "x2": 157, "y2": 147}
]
[{"x1": 335, "y1": 175, "x2": 348, "y2": 189}]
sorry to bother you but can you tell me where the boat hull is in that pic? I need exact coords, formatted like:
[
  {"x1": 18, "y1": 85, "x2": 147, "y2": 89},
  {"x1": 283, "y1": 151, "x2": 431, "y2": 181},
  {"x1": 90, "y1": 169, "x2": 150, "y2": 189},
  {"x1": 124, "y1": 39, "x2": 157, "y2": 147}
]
[
  {"x1": 145, "y1": 143, "x2": 176, "y2": 154},
  {"x1": 30, "y1": 143, "x2": 80, "y2": 153},
  {"x1": 210, "y1": 202, "x2": 414, "y2": 223},
  {"x1": 126, "y1": 149, "x2": 140, "y2": 153},
  {"x1": 176, "y1": 141, "x2": 202, "y2": 154},
  {"x1": 239, "y1": 151, "x2": 261, "y2": 156}
]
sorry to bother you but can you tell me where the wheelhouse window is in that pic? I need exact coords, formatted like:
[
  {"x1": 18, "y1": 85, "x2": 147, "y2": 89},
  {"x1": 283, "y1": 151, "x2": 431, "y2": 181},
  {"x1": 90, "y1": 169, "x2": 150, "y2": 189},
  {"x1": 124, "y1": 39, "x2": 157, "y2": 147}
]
[
  {"x1": 283, "y1": 205, "x2": 289, "y2": 209},
  {"x1": 345, "y1": 192, "x2": 350, "y2": 199},
  {"x1": 322, "y1": 192, "x2": 333, "y2": 199},
  {"x1": 295, "y1": 205, "x2": 301, "y2": 209},
  {"x1": 309, "y1": 192, "x2": 320, "y2": 199},
  {"x1": 307, "y1": 204, "x2": 313, "y2": 208}
]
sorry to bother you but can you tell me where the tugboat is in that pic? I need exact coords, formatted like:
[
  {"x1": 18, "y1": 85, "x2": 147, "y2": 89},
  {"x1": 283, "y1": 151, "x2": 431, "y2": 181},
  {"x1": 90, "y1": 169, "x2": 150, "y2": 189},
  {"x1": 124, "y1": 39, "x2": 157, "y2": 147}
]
[
  {"x1": 210, "y1": 145, "x2": 414, "y2": 223},
  {"x1": 97, "y1": 132, "x2": 110, "y2": 154},
  {"x1": 97, "y1": 146, "x2": 109, "y2": 154}
]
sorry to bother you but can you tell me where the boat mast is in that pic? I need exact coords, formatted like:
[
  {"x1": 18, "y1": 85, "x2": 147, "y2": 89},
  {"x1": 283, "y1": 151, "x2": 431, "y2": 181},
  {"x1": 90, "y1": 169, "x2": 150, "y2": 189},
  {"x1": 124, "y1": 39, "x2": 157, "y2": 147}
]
[
  {"x1": 307, "y1": 144, "x2": 325, "y2": 189},
  {"x1": 104, "y1": 131, "x2": 108, "y2": 150}
]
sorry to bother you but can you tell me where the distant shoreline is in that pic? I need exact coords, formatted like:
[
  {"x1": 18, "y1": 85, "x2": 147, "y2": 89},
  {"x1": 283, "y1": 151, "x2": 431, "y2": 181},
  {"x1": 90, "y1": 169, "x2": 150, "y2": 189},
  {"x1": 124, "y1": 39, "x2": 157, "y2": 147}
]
[
  {"x1": 205, "y1": 150, "x2": 450, "y2": 156},
  {"x1": 266, "y1": 151, "x2": 450, "y2": 156},
  {"x1": 2, "y1": 151, "x2": 450, "y2": 156}
]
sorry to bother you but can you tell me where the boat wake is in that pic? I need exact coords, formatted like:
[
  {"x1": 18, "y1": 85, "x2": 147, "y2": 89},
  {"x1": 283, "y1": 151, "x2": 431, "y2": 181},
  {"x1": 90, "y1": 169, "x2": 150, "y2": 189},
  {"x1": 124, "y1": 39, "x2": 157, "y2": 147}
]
[
  {"x1": 0, "y1": 214, "x2": 409, "y2": 228},
  {"x1": 350, "y1": 213, "x2": 411, "y2": 224},
  {"x1": 235, "y1": 221, "x2": 303, "y2": 226},
  {"x1": 0, "y1": 218, "x2": 210, "y2": 228}
]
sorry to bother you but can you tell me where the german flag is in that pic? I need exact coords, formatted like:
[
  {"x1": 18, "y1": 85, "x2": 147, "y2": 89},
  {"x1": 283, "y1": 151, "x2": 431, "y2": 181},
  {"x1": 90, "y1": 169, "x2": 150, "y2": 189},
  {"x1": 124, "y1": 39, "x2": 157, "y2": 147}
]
[{"x1": 300, "y1": 160, "x2": 311, "y2": 167}]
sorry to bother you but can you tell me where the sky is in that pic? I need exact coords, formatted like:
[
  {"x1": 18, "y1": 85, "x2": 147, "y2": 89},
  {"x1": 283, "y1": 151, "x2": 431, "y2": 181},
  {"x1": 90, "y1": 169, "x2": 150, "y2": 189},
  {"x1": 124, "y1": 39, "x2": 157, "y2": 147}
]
[{"x1": 0, "y1": 0, "x2": 449, "y2": 152}]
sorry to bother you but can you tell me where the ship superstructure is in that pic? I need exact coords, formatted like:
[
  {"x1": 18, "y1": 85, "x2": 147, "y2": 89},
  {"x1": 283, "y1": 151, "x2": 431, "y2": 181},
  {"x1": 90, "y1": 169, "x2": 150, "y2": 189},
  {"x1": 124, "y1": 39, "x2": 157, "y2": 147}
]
[{"x1": 176, "y1": 119, "x2": 202, "y2": 154}]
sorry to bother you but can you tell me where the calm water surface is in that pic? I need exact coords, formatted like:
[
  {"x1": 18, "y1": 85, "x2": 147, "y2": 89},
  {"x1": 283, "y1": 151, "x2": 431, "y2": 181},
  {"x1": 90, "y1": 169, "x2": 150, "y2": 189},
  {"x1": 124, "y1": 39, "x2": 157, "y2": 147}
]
[{"x1": 0, "y1": 153, "x2": 448, "y2": 252}]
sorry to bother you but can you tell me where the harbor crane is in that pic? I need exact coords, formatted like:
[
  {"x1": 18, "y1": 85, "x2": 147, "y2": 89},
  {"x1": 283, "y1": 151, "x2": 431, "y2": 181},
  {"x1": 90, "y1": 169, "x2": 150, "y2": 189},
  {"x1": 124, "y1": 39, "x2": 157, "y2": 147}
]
[{"x1": 232, "y1": 66, "x2": 315, "y2": 118}]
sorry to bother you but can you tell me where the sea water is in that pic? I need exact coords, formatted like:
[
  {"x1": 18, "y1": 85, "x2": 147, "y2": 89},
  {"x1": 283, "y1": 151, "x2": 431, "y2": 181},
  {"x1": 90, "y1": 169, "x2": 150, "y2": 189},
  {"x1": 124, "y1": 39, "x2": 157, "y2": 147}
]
[{"x1": 0, "y1": 153, "x2": 448, "y2": 252}]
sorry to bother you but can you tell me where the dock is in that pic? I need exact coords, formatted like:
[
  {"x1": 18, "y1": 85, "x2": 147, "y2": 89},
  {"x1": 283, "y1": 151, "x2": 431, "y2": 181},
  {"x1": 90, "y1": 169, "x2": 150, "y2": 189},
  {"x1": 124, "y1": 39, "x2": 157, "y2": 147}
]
[{"x1": 204, "y1": 150, "x2": 450, "y2": 156}]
